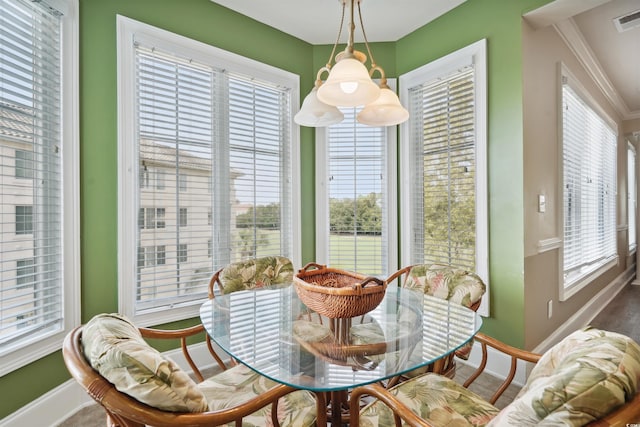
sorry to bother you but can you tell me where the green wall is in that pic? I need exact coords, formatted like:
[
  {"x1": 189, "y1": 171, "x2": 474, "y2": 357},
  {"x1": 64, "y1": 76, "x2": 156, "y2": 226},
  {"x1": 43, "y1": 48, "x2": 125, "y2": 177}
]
[
  {"x1": 396, "y1": 0, "x2": 552, "y2": 346},
  {"x1": 0, "y1": 0, "x2": 315, "y2": 418},
  {"x1": 0, "y1": 0, "x2": 553, "y2": 418}
]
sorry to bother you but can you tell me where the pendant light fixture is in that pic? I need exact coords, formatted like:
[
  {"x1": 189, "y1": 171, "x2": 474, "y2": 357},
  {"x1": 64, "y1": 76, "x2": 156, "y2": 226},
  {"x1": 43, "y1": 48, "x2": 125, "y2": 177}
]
[{"x1": 294, "y1": 0, "x2": 409, "y2": 127}]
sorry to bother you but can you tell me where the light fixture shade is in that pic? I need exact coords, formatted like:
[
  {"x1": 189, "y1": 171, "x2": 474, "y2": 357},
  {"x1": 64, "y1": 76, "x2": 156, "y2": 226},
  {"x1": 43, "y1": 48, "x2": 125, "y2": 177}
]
[
  {"x1": 317, "y1": 58, "x2": 380, "y2": 107},
  {"x1": 294, "y1": 87, "x2": 344, "y2": 127},
  {"x1": 357, "y1": 87, "x2": 409, "y2": 126}
]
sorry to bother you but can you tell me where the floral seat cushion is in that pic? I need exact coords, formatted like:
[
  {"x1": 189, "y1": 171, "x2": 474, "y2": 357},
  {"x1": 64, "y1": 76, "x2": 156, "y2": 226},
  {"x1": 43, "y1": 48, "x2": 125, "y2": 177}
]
[
  {"x1": 404, "y1": 264, "x2": 485, "y2": 309},
  {"x1": 359, "y1": 373, "x2": 500, "y2": 426},
  {"x1": 219, "y1": 256, "x2": 294, "y2": 294},
  {"x1": 82, "y1": 313, "x2": 209, "y2": 413},
  {"x1": 361, "y1": 327, "x2": 640, "y2": 427},
  {"x1": 198, "y1": 363, "x2": 317, "y2": 427},
  {"x1": 404, "y1": 264, "x2": 486, "y2": 361},
  {"x1": 488, "y1": 327, "x2": 640, "y2": 426}
]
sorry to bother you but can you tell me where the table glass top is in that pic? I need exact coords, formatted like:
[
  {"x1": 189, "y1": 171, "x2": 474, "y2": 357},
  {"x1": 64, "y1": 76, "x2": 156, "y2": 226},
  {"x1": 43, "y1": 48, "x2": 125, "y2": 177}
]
[{"x1": 200, "y1": 284, "x2": 482, "y2": 391}]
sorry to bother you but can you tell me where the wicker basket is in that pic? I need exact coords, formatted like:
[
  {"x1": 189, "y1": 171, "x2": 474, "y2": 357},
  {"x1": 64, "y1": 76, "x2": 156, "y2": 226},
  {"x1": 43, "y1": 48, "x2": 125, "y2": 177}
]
[{"x1": 293, "y1": 263, "x2": 387, "y2": 318}]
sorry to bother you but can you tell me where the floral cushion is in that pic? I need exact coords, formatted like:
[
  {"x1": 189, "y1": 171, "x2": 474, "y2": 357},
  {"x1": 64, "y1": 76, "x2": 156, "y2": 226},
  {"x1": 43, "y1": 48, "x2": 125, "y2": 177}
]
[
  {"x1": 219, "y1": 256, "x2": 294, "y2": 294},
  {"x1": 404, "y1": 264, "x2": 485, "y2": 308},
  {"x1": 488, "y1": 327, "x2": 640, "y2": 426},
  {"x1": 360, "y1": 327, "x2": 640, "y2": 427},
  {"x1": 198, "y1": 363, "x2": 317, "y2": 427},
  {"x1": 359, "y1": 373, "x2": 500, "y2": 426},
  {"x1": 82, "y1": 313, "x2": 208, "y2": 413},
  {"x1": 404, "y1": 264, "x2": 486, "y2": 360}
]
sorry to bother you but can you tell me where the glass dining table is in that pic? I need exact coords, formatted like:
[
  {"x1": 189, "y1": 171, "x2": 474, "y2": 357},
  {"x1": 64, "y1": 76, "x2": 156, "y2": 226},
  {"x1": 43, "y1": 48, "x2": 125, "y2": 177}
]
[{"x1": 200, "y1": 283, "x2": 482, "y2": 426}]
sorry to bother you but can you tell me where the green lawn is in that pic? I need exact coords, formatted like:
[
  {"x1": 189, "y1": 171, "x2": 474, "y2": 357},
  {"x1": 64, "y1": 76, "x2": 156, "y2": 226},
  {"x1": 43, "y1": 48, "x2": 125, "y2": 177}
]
[
  {"x1": 242, "y1": 229, "x2": 384, "y2": 275},
  {"x1": 328, "y1": 234, "x2": 383, "y2": 275}
]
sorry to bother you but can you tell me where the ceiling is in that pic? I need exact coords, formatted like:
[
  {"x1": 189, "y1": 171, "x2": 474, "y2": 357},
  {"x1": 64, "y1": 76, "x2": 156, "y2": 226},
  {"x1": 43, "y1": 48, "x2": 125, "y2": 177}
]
[
  {"x1": 209, "y1": 0, "x2": 467, "y2": 44},
  {"x1": 210, "y1": 0, "x2": 640, "y2": 121}
]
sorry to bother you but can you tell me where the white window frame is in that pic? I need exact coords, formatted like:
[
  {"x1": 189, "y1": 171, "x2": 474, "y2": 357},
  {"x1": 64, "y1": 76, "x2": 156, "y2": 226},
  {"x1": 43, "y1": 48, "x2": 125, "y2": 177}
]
[
  {"x1": 399, "y1": 39, "x2": 488, "y2": 316},
  {"x1": 0, "y1": 0, "x2": 79, "y2": 376},
  {"x1": 558, "y1": 63, "x2": 618, "y2": 301},
  {"x1": 628, "y1": 141, "x2": 636, "y2": 254},
  {"x1": 117, "y1": 16, "x2": 300, "y2": 326},
  {"x1": 315, "y1": 86, "x2": 398, "y2": 277}
]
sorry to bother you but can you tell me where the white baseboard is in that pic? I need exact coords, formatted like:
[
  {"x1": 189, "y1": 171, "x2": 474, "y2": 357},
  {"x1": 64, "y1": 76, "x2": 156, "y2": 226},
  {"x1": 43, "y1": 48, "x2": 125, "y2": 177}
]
[
  {"x1": 0, "y1": 380, "x2": 93, "y2": 427},
  {"x1": 0, "y1": 342, "x2": 222, "y2": 427},
  {"x1": 532, "y1": 264, "x2": 634, "y2": 355}
]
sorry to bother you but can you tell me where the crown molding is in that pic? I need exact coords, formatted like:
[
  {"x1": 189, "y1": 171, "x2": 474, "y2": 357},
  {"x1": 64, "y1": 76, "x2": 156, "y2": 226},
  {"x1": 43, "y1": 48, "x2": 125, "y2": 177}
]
[{"x1": 553, "y1": 18, "x2": 638, "y2": 121}]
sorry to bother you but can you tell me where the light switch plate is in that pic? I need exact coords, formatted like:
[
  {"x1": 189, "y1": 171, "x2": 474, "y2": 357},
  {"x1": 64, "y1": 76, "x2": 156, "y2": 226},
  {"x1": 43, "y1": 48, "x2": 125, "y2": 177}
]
[{"x1": 538, "y1": 194, "x2": 546, "y2": 213}]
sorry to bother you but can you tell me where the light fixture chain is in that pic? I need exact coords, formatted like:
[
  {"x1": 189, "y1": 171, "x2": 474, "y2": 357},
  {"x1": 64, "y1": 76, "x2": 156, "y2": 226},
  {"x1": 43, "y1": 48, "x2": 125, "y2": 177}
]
[
  {"x1": 357, "y1": 1, "x2": 376, "y2": 68},
  {"x1": 327, "y1": 1, "x2": 347, "y2": 67}
]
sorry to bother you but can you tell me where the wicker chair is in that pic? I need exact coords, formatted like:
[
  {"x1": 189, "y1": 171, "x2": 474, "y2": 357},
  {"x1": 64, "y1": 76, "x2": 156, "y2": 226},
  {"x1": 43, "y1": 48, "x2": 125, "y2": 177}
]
[
  {"x1": 207, "y1": 255, "x2": 294, "y2": 298},
  {"x1": 63, "y1": 314, "x2": 322, "y2": 427},
  {"x1": 349, "y1": 327, "x2": 640, "y2": 427},
  {"x1": 385, "y1": 264, "x2": 486, "y2": 381}
]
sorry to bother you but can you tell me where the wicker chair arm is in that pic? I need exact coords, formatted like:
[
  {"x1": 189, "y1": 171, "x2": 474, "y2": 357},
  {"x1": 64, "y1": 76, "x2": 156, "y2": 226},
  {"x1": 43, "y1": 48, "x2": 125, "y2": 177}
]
[
  {"x1": 208, "y1": 268, "x2": 223, "y2": 299},
  {"x1": 349, "y1": 382, "x2": 434, "y2": 427},
  {"x1": 586, "y1": 391, "x2": 640, "y2": 426},
  {"x1": 461, "y1": 332, "x2": 541, "y2": 404},
  {"x1": 63, "y1": 325, "x2": 313, "y2": 427},
  {"x1": 384, "y1": 266, "x2": 411, "y2": 285},
  {"x1": 474, "y1": 332, "x2": 541, "y2": 363},
  {"x1": 138, "y1": 324, "x2": 213, "y2": 382}
]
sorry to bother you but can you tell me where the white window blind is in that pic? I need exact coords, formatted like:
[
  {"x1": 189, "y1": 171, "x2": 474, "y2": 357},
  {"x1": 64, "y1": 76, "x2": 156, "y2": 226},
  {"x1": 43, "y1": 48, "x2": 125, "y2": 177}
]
[
  {"x1": 326, "y1": 107, "x2": 388, "y2": 276},
  {"x1": 135, "y1": 46, "x2": 214, "y2": 313},
  {"x1": 561, "y1": 79, "x2": 617, "y2": 289},
  {"x1": 227, "y1": 75, "x2": 292, "y2": 262},
  {"x1": 628, "y1": 142, "x2": 636, "y2": 252},
  {"x1": 0, "y1": 0, "x2": 64, "y2": 352},
  {"x1": 408, "y1": 66, "x2": 477, "y2": 270},
  {"x1": 124, "y1": 26, "x2": 295, "y2": 323},
  {"x1": 400, "y1": 40, "x2": 488, "y2": 315}
]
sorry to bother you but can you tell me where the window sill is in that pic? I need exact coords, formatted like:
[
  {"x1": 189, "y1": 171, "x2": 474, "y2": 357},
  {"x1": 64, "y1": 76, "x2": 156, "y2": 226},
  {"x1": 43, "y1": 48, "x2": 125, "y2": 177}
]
[{"x1": 560, "y1": 256, "x2": 618, "y2": 301}]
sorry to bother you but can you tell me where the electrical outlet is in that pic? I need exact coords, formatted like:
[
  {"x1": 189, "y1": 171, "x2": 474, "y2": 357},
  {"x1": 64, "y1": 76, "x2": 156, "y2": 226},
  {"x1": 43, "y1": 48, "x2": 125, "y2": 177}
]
[{"x1": 547, "y1": 300, "x2": 553, "y2": 319}]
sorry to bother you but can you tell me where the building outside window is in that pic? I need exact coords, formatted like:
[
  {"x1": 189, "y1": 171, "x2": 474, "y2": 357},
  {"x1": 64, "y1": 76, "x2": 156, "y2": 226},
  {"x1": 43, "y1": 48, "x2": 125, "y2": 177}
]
[
  {"x1": 118, "y1": 17, "x2": 299, "y2": 326},
  {"x1": 0, "y1": 0, "x2": 79, "y2": 375}
]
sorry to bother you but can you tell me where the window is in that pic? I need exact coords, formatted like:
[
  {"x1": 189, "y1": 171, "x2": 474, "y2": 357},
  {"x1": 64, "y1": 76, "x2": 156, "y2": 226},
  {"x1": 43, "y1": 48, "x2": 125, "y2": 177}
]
[
  {"x1": 316, "y1": 102, "x2": 397, "y2": 277},
  {"x1": 16, "y1": 259, "x2": 35, "y2": 290},
  {"x1": 118, "y1": 17, "x2": 299, "y2": 325},
  {"x1": 177, "y1": 244, "x2": 188, "y2": 263},
  {"x1": 139, "y1": 207, "x2": 165, "y2": 229},
  {"x1": 156, "y1": 170, "x2": 165, "y2": 190},
  {"x1": 560, "y1": 65, "x2": 617, "y2": 299},
  {"x1": 178, "y1": 173, "x2": 187, "y2": 192},
  {"x1": 0, "y1": 0, "x2": 78, "y2": 375},
  {"x1": 15, "y1": 205, "x2": 33, "y2": 235},
  {"x1": 15, "y1": 149, "x2": 34, "y2": 178},
  {"x1": 179, "y1": 208, "x2": 188, "y2": 227},
  {"x1": 157, "y1": 245, "x2": 166, "y2": 265},
  {"x1": 400, "y1": 40, "x2": 488, "y2": 314},
  {"x1": 628, "y1": 142, "x2": 636, "y2": 252}
]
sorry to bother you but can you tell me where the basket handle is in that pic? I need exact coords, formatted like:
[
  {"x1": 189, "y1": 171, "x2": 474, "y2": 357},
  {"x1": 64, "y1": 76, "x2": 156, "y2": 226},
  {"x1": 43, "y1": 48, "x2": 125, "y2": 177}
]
[
  {"x1": 360, "y1": 277, "x2": 385, "y2": 288},
  {"x1": 299, "y1": 262, "x2": 326, "y2": 273}
]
